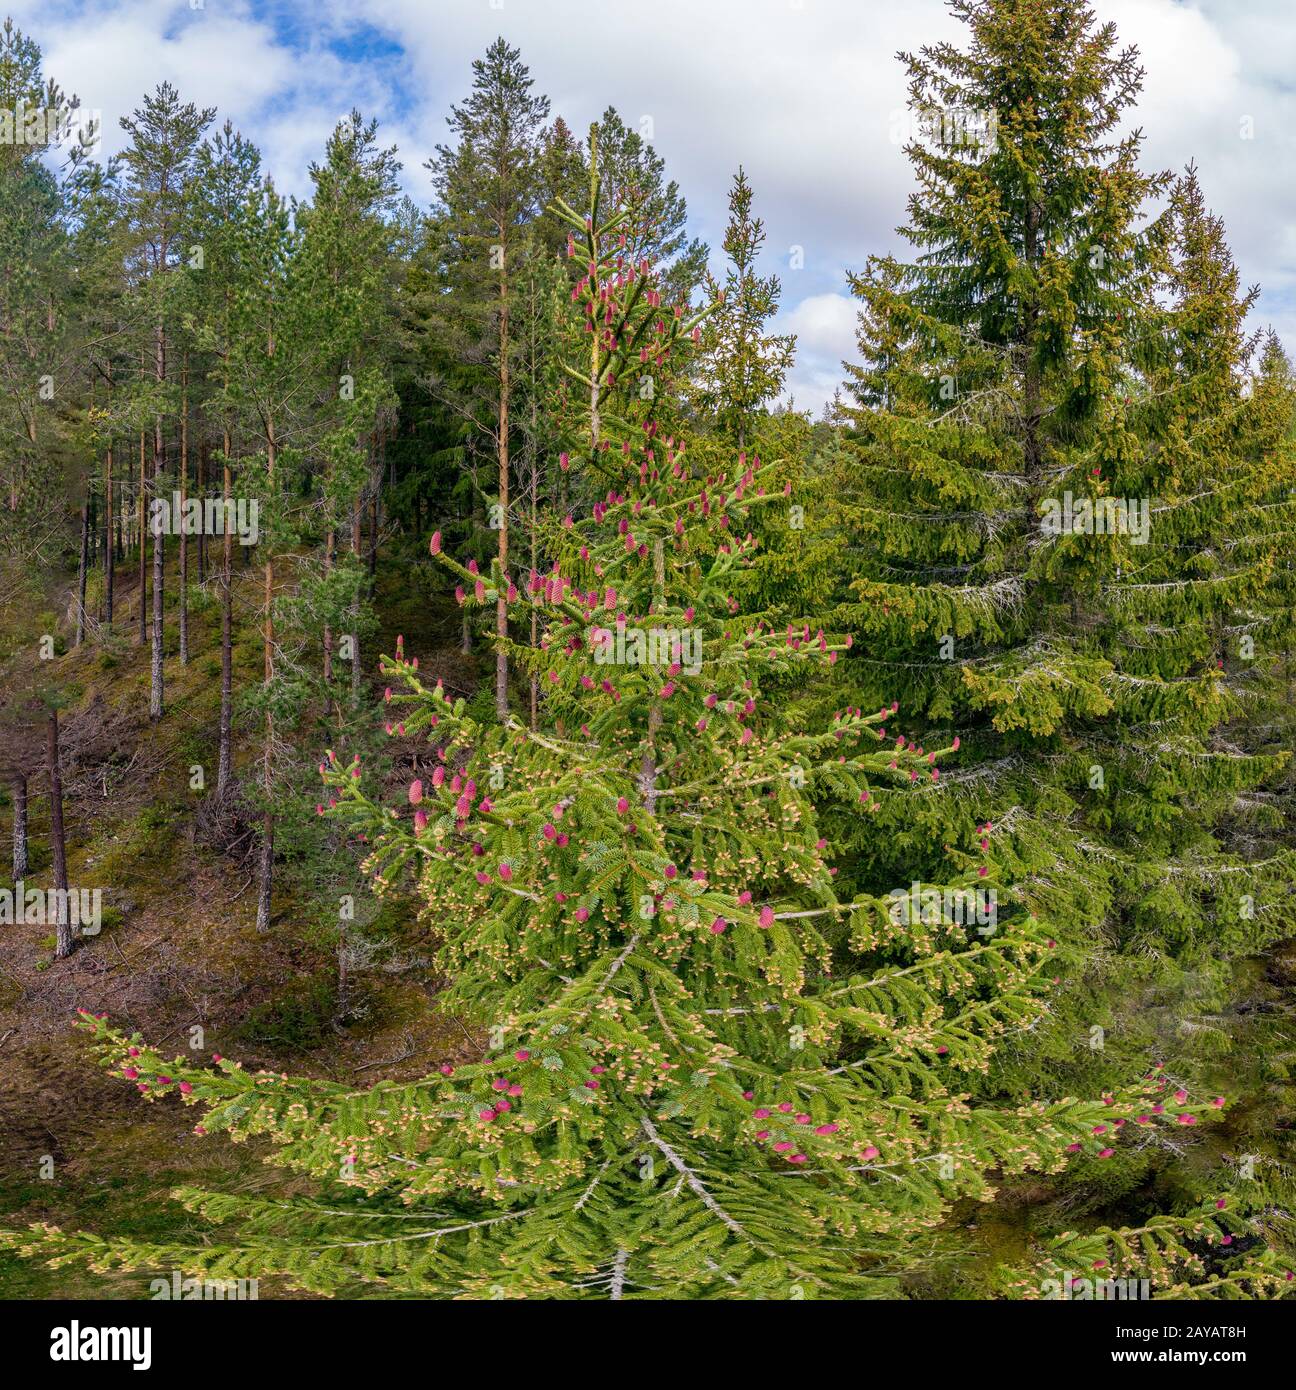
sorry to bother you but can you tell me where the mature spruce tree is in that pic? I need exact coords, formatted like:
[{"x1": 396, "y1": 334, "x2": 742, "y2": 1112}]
[{"x1": 819, "y1": 0, "x2": 1296, "y2": 1234}]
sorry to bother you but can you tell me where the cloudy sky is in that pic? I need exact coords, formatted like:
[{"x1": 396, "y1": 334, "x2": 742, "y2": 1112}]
[{"x1": 13, "y1": 0, "x2": 1296, "y2": 413}]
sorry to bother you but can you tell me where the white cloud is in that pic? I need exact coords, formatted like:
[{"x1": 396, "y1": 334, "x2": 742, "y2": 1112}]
[
  {"x1": 7, "y1": 0, "x2": 1294, "y2": 414},
  {"x1": 777, "y1": 292, "x2": 859, "y2": 413}
]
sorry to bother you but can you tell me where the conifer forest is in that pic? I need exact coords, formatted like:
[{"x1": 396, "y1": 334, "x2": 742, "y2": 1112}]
[{"x1": 1, "y1": 0, "x2": 1295, "y2": 1345}]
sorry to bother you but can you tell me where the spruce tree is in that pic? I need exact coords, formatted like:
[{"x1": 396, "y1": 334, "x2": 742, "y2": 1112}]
[
  {"x1": 692, "y1": 169, "x2": 795, "y2": 449},
  {"x1": 118, "y1": 83, "x2": 214, "y2": 721},
  {"x1": 814, "y1": 0, "x2": 1296, "y2": 1248},
  {"x1": 425, "y1": 39, "x2": 551, "y2": 722}
]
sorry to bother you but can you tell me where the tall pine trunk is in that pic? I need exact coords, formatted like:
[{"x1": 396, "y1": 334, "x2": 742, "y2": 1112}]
[
  {"x1": 137, "y1": 431, "x2": 147, "y2": 646},
  {"x1": 104, "y1": 441, "x2": 114, "y2": 625},
  {"x1": 178, "y1": 357, "x2": 189, "y2": 666},
  {"x1": 256, "y1": 416, "x2": 276, "y2": 933},
  {"x1": 11, "y1": 774, "x2": 28, "y2": 879},
  {"x1": 150, "y1": 324, "x2": 166, "y2": 719},
  {"x1": 74, "y1": 492, "x2": 89, "y2": 647},
  {"x1": 216, "y1": 428, "x2": 234, "y2": 794},
  {"x1": 47, "y1": 711, "x2": 72, "y2": 960},
  {"x1": 495, "y1": 265, "x2": 510, "y2": 722}
]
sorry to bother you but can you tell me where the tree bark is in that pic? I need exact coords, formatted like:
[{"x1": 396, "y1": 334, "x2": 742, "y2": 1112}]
[
  {"x1": 216, "y1": 427, "x2": 234, "y2": 794},
  {"x1": 150, "y1": 324, "x2": 166, "y2": 718},
  {"x1": 349, "y1": 492, "x2": 362, "y2": 702},
  {"x1": 74, "y1": 491, "x2": 89, "y2": 647},
  {"x1": 11, "y1": 774, "x2": 28, "y2": 879},
  {"x1": 47, "y1": 711, "x2": 72, "y2": 959},
  {"x1": 495, "y1": 260, "x2": 511, "y2": 722},
  {"x1": 137, "y1": 431, "x2": 147, "y2": 646},
  {"x1": 256, "y1": 410, "x2": 276, "y2": 933},
  {"x1": 104, "y1": 440, "x2": 114, "y2": 625},
  {"x1": 150, "y1": 461, "x2": 164, "y2": 720},
  {"x1": 178, "y1": 357, "x2": 189, "y2": 666}
]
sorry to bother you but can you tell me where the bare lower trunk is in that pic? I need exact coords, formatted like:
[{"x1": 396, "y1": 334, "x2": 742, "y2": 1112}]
[
  {"x1": 256, "y1": 823, "x2": 273, "y2": 932},
  {"x1": 137, "y1": 431, "x2": 147, "y2": 646},
  {"x1": 11, "y1": 774, "x2": 28, "y2": 879},
  {"x1": 48, "y1": 711, "x2": 72, "y2": 959},
  {"x1": 150, "y1": 473, "x2": 164, "y2": 720},
  {"x1": 178, "y1": 360, "x2": 189, "y2": 665},
  {"x1": 74, "y1": 493, "x2": 89, "y2": 646},
  {"x1": 216, "y1": 433, "x2": 233, "y2": 794},
  {"x1": 496, "y1": 275, "x2": 510, "y2": 722},
  {"x1": 256, "y1": 422, "x2": 276, "y2": 933},
  {"x1": 367, "y1": 482, "x2": 378, "y2": 587},
  {"x1": 349, "y1": 494, "x2": 361, "y2": 703},
  {"x1": 104, "y1": 443, "x2": 114, "y2": 625}
]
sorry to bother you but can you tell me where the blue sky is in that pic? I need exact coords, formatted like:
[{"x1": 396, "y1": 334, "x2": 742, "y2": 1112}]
[{"x1": 14, "y1": 0, "x2": 1296, "y2": 413}]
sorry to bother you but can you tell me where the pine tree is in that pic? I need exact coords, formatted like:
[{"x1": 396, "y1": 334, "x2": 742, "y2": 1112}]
[
  {"x1": 0, "y1": 20, "x2": 88, "y2": 582},
  {"x1": 118, "y1": 83, "x2": 214, "y2": 720},
  {"x1": 293, "y1": 110, "x2": 402, "y2": 717},
  {"x1": 187, "y1": 119, "x2": 265, "y2": 795},
  {"x1": 425, "y1": 39, "x2": 551, "y2": 722}
]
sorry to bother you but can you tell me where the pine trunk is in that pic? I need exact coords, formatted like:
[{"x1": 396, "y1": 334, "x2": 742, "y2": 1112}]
[
  {"x1": 104, "y1": 442, "x2": 114, "y2": 625},
  {"x1": 216, "y1": 430, "x2": 234, "y2": 794},
  {"x1": 74, "y1": 493, "x2": 89, "y2": 647},
  {"x1": 256, "y1": 418, "x2": 275, "y2": 933},
  {"x1": 11, "y1": 774, "x2": 27, "y2": 879},
  {"x1": 496, "y1": 269, "x2": 510, "y2": 722},
  {"x1": 178, "y1": 358, "x2": 189, "y2": 666},
  {"x1": 137, "y1": 431, "x2": 147, "y2": 646},
  {"x1": 47, "y1": 711, "x2": 72, "y2": 959}
]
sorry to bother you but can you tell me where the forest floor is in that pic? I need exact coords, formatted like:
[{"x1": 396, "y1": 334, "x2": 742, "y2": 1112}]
[{"x1": 0, "y1": 544, "x2": 481, "y2": 1298}]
